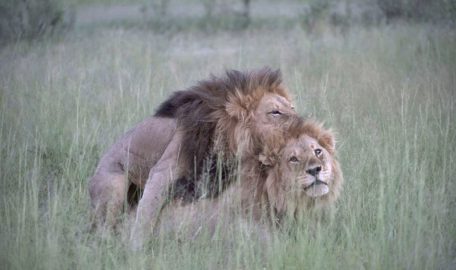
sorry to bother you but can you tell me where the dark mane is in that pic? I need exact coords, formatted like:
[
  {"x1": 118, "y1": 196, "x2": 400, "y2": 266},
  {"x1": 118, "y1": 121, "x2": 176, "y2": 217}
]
[
  {"x1": 154, "y1": 67, "x2": 285, "y2": 200},
  {"x1": 154, "y1": 91, "x2": 200, "y2": 118},
  {"x1": 155, "y1": 68, "x2": 283, "y2": 118}
]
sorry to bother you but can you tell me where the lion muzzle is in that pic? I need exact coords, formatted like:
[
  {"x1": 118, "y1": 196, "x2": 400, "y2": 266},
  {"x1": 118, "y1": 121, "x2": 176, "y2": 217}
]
[{"x1": 304, "y1": 178, "x2": 329, "y2": 197}]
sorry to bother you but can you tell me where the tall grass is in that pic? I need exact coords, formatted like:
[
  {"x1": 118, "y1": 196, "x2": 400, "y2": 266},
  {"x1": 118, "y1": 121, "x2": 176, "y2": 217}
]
[{"x1": 0, "y1": 23, "x2": 455, "y2": 269}]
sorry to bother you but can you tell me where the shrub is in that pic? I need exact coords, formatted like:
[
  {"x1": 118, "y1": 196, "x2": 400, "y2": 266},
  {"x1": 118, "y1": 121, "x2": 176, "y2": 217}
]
[
  {"x1": 377, "y1": 0, "x2": 456, "y2": 23},
  {"x1": 0, "y1": 0, "x2": 72, "y2": 43},
  {"x1": 301, "y1": 0, "x2": 385, "y2": 34},
  {"x1": 301, "y1": 0, "x2": 455, "y2": 34}
]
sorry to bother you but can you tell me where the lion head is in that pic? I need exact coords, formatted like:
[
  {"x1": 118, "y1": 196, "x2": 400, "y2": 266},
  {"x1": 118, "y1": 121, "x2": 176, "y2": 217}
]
[
  {"x1": 158, "y1": 67, "x2": 297, "y2": 200},
  {"x1": 221, "y1": 70, "x2": 296, "y2": 155},
  {"x1": 243, "y1": 118, "x2": 343, "y2": 222}
]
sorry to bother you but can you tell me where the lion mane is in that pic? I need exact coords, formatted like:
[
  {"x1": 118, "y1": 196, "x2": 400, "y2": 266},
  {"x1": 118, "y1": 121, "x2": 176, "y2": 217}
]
[
  {"x1": 155, "y1": 68, "x2": 293, "y2": 200},
  {"x1": 239, "y1": 117, "x2": 343, "y2": 223},
  {"x1": 154, "y1": 117, "x2": 343, "y2": 235}
]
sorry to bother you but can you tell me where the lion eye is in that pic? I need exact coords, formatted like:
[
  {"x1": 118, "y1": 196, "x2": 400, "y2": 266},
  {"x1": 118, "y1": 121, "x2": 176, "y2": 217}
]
[
  {"x1": 314, "y1": 149, "x2": 322, "y2": 156},
  {"x1": 289, "y1": 156, "x2": 299, "y2": 163},
  {"x1": 269, "y1": 110, "x2": 282, "y2": 116}
]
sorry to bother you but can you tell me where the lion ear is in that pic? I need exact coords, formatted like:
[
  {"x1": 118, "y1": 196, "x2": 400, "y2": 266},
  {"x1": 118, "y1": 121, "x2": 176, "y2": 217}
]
[
  {"x1": 319, "y1": 131, "x2": 336, "y2": 155},
  {"x1": 226, "y1": 101, "x2": 247, "y2": 120},
  {"x1": 225, "y1": 90, "x2": 255, "y2": 121}
]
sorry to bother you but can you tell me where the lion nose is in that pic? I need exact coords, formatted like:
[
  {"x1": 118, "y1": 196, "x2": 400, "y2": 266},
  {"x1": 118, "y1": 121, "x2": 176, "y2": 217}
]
[{"x1": 306, "y1": 166, "x2": 321, "y2": 177}]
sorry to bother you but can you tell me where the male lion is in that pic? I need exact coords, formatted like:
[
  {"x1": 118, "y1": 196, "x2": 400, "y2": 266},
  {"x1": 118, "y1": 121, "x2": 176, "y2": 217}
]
[
  {"x1": 88, "y1": 68, "x2": 296, "y2": 244},
  {"x1": 153, "y1": 117, "x2": 343, "y2": 237}
]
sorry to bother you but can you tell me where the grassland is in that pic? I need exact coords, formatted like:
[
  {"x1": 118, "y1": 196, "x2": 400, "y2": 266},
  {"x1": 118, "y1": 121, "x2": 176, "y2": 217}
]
[{"x1": 0, "y1": 13, "x2": 455, "y2": 270}]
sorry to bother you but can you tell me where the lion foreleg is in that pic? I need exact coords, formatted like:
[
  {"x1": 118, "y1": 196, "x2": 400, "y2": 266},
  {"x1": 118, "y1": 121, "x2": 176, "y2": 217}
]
[{"x1": 130, "y1": 131, "x2": 185, "y2": 249}]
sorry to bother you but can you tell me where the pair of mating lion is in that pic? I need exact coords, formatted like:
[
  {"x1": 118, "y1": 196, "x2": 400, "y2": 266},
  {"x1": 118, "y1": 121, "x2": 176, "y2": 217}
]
[{"x1": 89, "y1": 68, "x2": 343, "y2": 246}]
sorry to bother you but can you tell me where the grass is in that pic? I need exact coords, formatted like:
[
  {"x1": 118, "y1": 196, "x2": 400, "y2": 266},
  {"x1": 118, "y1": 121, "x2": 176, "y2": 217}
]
[{"x1": 0, "y1": 21, "x2": 455, "y2": 269}]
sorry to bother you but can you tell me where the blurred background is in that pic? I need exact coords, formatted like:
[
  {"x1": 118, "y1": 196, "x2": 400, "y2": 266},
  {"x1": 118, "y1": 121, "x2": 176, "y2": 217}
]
[{"x1": 1, "y1": 0, "x2": 455, "y2": 42}]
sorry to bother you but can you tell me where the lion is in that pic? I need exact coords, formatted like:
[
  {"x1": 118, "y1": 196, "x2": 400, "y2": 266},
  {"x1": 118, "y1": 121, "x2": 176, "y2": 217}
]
[
  {"x1": 152, "y1": 117, "x2": 343, "y2": 238},
  {"x1": 87, "y1": 68, "x2": 296, "y2": 244}
]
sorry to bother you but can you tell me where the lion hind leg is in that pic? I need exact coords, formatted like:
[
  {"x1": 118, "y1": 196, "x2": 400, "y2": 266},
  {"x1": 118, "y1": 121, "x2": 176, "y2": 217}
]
[{"x1": 89, "y1": 172, "x2": 129, "y2": 229}]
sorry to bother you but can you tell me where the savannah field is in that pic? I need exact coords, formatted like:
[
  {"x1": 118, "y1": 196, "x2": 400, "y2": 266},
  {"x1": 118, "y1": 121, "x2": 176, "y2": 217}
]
[{"x1": 0, "y1": 0, "x2": 455, "y2": 269}]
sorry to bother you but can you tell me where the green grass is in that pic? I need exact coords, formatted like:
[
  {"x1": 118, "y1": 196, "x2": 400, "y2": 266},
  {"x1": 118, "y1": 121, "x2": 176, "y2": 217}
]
[{"x1": 1, "y1": 23, "x2": 455, "y2": 269}]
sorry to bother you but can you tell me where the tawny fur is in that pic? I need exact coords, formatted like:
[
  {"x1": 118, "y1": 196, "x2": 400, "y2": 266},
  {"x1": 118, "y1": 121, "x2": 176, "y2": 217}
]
[{"x1": 88, "y1": 68, "x2": 297, "y2": 247}]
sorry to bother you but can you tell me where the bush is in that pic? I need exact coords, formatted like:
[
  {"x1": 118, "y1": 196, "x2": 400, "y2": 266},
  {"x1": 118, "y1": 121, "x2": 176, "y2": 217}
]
[
  {"x1": 301, "y1": 0, "x2": 385, "y2": 34},
  {"x1": 0, "y1": 0, "x2": 72, "y2": 43},
  {"x1": 142, "y1": 0, "x2": 251, "y2": 32},
  {"x1": 301, "y1": 0, "x2": 455, "y2": 34},
  {"x1": 377, "y1": 0, "x2": 456, "y2": 23}
]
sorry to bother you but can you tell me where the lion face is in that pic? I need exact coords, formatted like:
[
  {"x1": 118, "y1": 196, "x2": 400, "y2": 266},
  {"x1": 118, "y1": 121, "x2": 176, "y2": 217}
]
[
  {"x1": 260, "y1": 118, "x2": 343, "y2": 218},
  {"x1": 225, "y1": 90, "x2": 296, "y2": 156},
  {"x1": 254, "y1": 93, "x2": 295, "y2": 127},
  {"x1": 280, "y1": 133, "x2": 336, "y2": 198},
  {"x1": 250, "y1": 92, "x2": 296, "y2": 144}
]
